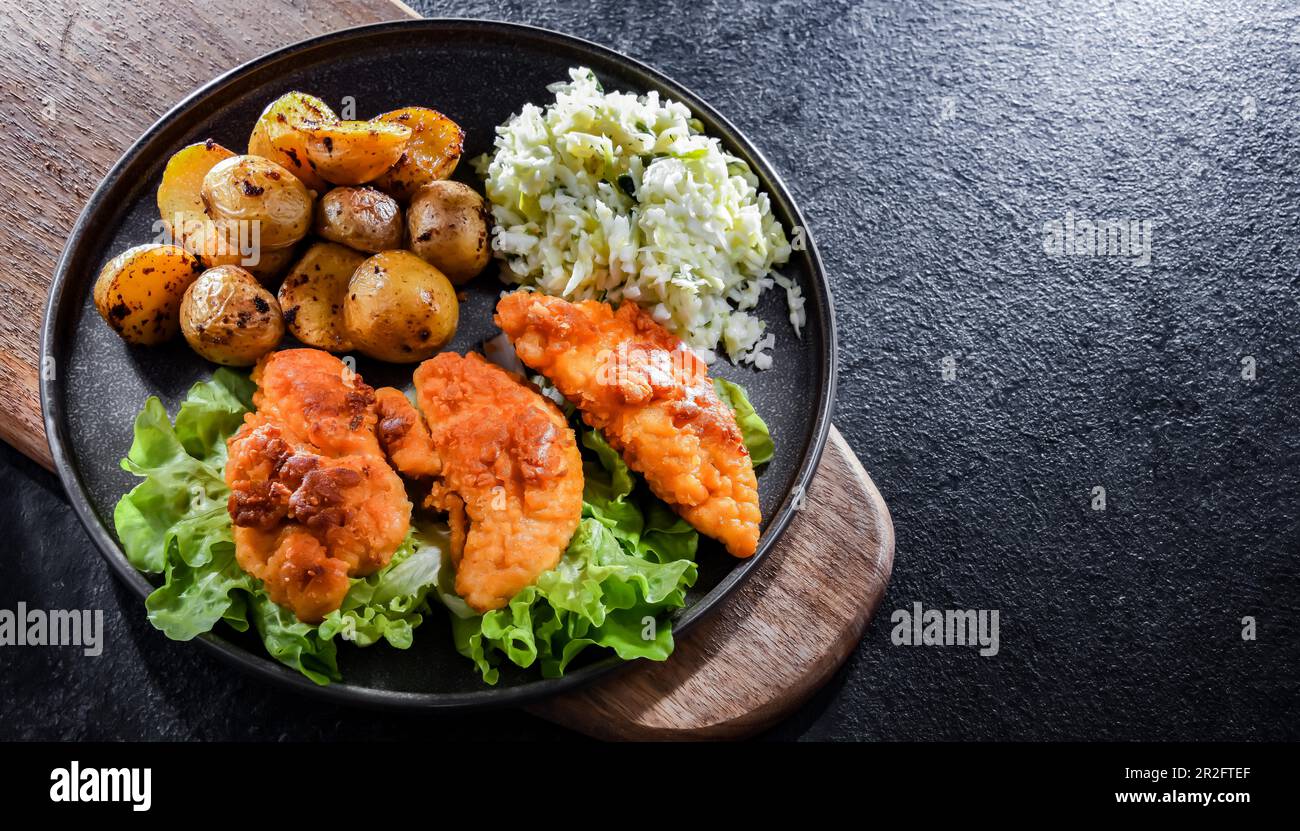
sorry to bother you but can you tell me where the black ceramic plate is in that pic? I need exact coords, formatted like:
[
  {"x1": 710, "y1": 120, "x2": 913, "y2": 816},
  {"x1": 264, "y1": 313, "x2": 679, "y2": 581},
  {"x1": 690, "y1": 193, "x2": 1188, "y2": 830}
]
[{"x1": 42, "y1": 19, "x2": 836, "y2": 710}]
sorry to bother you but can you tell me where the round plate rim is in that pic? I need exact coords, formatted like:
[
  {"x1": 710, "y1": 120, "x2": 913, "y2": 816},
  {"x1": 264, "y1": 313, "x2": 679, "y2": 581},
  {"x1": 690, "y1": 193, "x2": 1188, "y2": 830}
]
[{"x1": 40, "y1": 17, "x2": 838, "y2": 712}]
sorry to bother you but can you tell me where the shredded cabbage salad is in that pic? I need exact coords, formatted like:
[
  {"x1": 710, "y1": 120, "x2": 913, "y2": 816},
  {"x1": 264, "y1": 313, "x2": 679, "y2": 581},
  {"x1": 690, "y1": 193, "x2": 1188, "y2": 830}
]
[{"x1": 475, "y1": 67, "x2": 803, "y2": 369}]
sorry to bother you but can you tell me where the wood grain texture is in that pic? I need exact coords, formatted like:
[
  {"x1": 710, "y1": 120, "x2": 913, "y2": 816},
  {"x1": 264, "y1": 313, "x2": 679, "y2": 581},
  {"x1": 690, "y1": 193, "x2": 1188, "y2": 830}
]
[
  {"x1": 530, "y1": 426, "x2": 895, "y2": 740},
  {"x1": 0, "y1": 0, "x2": 414, "y2": 469}
]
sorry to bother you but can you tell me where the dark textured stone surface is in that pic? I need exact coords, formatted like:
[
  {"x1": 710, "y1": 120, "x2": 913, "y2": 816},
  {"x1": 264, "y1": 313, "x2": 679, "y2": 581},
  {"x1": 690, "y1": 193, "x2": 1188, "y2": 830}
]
[{"x1": 3, "y1": 0, "x2": 1298, "y2": 740}]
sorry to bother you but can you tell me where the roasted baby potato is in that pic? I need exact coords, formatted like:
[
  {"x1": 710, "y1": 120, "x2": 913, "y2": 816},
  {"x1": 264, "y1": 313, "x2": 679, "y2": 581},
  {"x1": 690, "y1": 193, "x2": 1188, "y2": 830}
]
[
  {"x1": 343, "y1": 250, "x2": 457, "y2": 362},
  {"x1": 180, "y1": 265, "x2": 284, "y2": 365},
  {"x1": 314, "y1": 186, "x2": 403, "y2": 253},
  {"x1": 200, "y1": 243, "x2": 297, "y2": 284},
  {"x1": 303, "y1": 120, "x2": 411, "y2": 186},
  {"x1": 406, "y1": 181, "x2": 491, "y2": 285},
  {"x1": 94, "y1": 244, "x2": 203, "y2": 345},
  {"x1": 158, "y1": 142, "x2": 296, "y2": 272},
  {"x1": 158, "y1": 140, "x2": 236, "y2": 226},
  {"x1": 200, "y1": 155, "x2": 313, "y2": 251},
  {"x1": 248, "y1": 92, "x2": 337, "y2": 193},
  {"x1": 372, "y1": 107, "x2": 464, "y2": 201},
  {"x1": 277, "y1": 241, "x2": 366, "y2": 352},
  {"x1": 157, "y1": 140, "x2": 237, "y2": 257}
]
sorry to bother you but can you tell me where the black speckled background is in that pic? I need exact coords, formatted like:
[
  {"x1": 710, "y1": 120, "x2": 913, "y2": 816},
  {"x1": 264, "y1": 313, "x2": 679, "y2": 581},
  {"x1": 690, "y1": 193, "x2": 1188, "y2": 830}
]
[{"x1": 2, "y1": 0, "x2": 1297, "y2": 740}]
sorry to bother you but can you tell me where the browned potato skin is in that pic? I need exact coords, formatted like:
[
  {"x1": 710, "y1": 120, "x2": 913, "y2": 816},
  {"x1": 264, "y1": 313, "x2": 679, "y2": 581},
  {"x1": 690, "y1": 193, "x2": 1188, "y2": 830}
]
[
  {"x1": 200, "y1": 244, "x2": 297, "y2": 284},
  {"x1": 157, "y1": 140, "x2": 237, "y2": 261},
  {"x1": 200, "y1": 155, "x2": 313, "y2": 251},
  {"x1": 248, "y1": 92, "x2": 336, "y2": 192},
  {"x1": 94, "y1": 244, "x2": 203, "y2": 345},
  {"x1": 372, "y1": 107, "x2": 464, "y2": 202},
  {"x1": 406, "y1": 181, "x2": 491, "y2": 285},
  {"x1": 278, "y1": 241, "x2": 366, "y2": 352},
  {"x1": 314, "y1": 187, "x2": 403, "y2": 253},
  {"x1": 304, "y1": 120, "x2": 412, "y2": 186},
  {"x1": 180, "y1": 265, "x2": 285, "y2": 365},
  {"x1": 158, "y1": 140, "x2": 236, "y2": 224},
  {"x1": 159, "y1": 143, "x2": 305, "y2": 274},
  {"x1": 344, "y1": 250, "x2": 458, "y2": 362}
]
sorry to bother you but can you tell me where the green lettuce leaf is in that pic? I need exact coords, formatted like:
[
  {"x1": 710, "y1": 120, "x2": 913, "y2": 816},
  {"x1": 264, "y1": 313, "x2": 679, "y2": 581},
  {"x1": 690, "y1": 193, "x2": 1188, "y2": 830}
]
[
  {"x1": 448, "y1": 517, "x2": 696, "y2": 683},
  {"x1": 115, "y1": 367, "x2": 770, "y2": 687},
  {"x1": 714, "y1": 377, "x2": 775, "y2": 465},
  {"x1": 249, "y1": 592, "x2": 339, "y2": 685},
  {"x1": 439, "y1": 375, "x2": 771, "y2": 684},
  {"x1": 579, "y1": 428, "x2": 642, "y2": 544},
  {"x1": 318, "y1": 523, "x2": 451, "y2": 649}
]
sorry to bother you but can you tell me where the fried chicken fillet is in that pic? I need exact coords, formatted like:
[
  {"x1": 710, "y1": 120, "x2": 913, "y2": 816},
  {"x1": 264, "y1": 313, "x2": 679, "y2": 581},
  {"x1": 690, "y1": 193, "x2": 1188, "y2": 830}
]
[
  {"x1": 373, "y1": 352, "x2": 583, "y2": 613},
  {"x1": 225, "y1": 349, "x2": 411, "y2": 622},
  {"x1": 495, "y1": 292, "x2": 761, "y2": 558}
]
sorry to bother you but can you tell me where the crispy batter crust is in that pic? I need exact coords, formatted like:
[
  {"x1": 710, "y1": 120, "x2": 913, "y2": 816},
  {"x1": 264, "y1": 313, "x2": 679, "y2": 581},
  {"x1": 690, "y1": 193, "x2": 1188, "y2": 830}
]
[
  {"x1": 375, "y1": 353, "x2": 583, "y2": 612},
  {"x1": 225, "y1": 349, "x2": 411, "y2": 622},
  {"x1": 495, "y1": 292, "x2": 761, "y2": 557}
]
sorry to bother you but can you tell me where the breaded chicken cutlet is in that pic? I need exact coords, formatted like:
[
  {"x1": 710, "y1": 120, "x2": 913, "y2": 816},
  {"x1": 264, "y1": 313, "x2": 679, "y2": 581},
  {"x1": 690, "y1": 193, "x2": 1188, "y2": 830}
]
[
  {"x1": 225, "y1": 349, "x2": 411, "y2": 622},
  {"x1": 495, "y1": 292, "x2": 762, "y2": 558},
  {"x1": 374, "y1": 352, "x2": 584, "y2": 613}
]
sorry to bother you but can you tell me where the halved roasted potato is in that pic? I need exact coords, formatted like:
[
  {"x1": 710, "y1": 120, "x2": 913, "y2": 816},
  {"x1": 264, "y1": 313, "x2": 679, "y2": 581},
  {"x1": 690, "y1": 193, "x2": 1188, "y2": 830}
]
[
  {"x1": 344, "y1": 250, "x2": 457, "y2": 362},
  {"x1": 372, "y1": 107, "x2": 464, "y2": 201},
  {"x1": 157, "y1": 140, "x2": 236, "y2": 255},
  {"x1": 248, "y1": 92, "x2": 336, "y2": 192},
  {"x1": 180, "y1": 265, "x2": 284, "y2": 365},
  {"x1": 93, "y1": 243, "x2": 202, "y2": 345},
  {"x1": 303, "y1": 120, "x2": 411, "y2": 186},
  {"x1": 200, "y1": 155, "x2": 313, "y2": 250},
  {"x1": 277, "y1": 241, "x2": 366, "y2": 352}
]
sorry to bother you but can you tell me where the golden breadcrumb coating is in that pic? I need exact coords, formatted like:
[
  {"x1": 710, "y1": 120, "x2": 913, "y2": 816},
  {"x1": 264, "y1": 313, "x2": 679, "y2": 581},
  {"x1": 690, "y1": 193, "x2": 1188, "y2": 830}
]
[
  {"x1": 375, "y1": 352, "x2": 583, "y2": 612},
  {"x1": 225, "y1": 349, "x2": 411, "y2": 622},
  {"x1": 495, "y1": 292, "x2": 761, "y2": 557}
]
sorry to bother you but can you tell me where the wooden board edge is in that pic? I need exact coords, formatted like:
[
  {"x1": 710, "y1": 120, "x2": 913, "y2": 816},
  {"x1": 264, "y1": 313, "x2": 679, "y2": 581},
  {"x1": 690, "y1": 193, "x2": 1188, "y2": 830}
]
[
  {"x1": 3, "y1": 419, "x2": 52, "y2": 471},
  {"x1": 386, "y1": 0, "x2": 422, "y2": 20},
  {"x1": 684, "y1": 428, "x2": 896, "y2": 739}
]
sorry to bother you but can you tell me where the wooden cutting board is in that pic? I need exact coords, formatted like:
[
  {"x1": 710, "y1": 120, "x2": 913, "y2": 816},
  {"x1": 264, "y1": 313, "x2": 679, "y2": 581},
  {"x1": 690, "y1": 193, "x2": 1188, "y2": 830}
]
[{"x1": 0, "y1": 0, "x2": 895, "y2": 739}]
